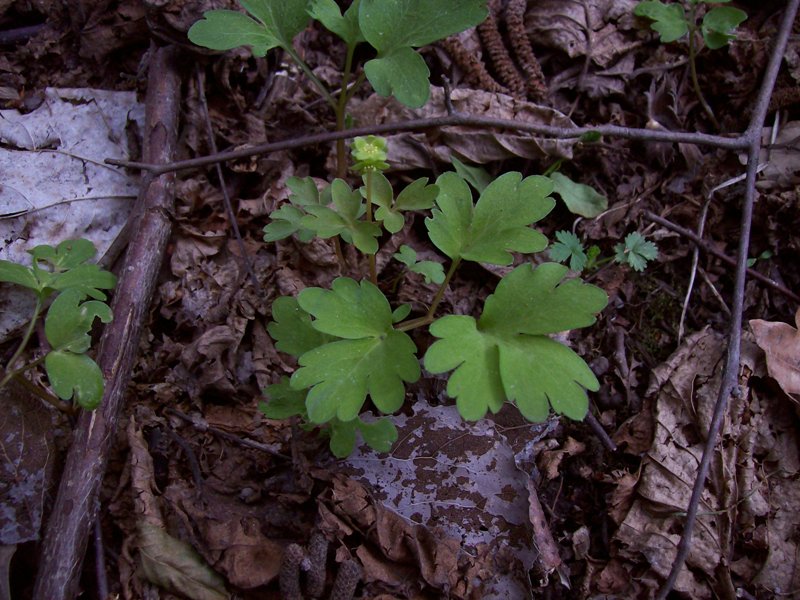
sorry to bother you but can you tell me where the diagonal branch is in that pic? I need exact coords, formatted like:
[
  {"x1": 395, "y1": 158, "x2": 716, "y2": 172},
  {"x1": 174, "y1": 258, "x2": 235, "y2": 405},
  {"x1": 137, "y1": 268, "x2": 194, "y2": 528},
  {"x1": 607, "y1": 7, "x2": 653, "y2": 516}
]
[{"x1": 32, "y1": 45, "x2": 183, "y2": 600}]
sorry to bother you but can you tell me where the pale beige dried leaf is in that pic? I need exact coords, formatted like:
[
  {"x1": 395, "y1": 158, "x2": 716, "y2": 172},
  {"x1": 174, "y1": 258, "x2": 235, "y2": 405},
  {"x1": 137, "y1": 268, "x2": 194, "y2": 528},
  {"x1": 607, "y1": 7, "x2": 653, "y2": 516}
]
[{"x1": 750, "y1": 308, "x2": 800, "y2": 398}]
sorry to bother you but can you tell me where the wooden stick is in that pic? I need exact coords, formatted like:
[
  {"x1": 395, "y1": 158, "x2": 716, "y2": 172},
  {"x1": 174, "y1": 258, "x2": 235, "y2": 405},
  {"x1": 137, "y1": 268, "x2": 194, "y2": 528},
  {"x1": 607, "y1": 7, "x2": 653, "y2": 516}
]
[{"x1": 32, "y1": 45, "x2": 182, "y2": 600}]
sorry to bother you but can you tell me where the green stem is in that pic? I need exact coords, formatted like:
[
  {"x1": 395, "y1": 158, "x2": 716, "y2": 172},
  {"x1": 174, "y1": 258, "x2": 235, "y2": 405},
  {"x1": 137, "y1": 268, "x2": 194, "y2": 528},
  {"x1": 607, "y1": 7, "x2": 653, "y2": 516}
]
[
  {"x1": 283, "y1": 46, "x2": 337, "y2": 111},
  {"x1": 396, "y1": 257, "x2": 462, "y2": 332},
  {"x1": 364, "y1": 170, "x2": 377, "y2": 284},
  {"x1": 11, "y1": 373, "x2": 74, "y2": 414},
  {"x1": 687, "y1": 8, "x2": 720, "y2": 131},
  {"x1": 0, "y1": 296, "x2": 43, "y2": 390}
]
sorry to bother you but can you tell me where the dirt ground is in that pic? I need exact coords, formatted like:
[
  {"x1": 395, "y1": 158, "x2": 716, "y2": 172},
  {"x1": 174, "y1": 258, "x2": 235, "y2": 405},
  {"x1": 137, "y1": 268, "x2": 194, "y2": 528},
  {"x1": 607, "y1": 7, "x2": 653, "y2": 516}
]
[{"x1": 1, "y1": 0, "x2": 799, "y2": 598}]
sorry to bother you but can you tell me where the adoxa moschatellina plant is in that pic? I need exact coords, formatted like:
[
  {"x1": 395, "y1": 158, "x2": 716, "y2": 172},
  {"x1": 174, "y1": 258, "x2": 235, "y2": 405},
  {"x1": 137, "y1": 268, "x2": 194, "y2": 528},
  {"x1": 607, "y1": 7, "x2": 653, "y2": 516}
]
[{"x1": 260, "y1": 137, "x2": 609, "y2": 457}]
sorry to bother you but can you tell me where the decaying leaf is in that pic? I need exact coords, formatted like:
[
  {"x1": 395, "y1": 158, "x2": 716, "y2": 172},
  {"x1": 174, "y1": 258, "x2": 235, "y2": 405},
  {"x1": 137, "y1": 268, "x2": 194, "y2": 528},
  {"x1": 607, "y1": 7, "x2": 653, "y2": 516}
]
[{"x1": 750, "y1": 308, "x2": 800, "y2": 399}]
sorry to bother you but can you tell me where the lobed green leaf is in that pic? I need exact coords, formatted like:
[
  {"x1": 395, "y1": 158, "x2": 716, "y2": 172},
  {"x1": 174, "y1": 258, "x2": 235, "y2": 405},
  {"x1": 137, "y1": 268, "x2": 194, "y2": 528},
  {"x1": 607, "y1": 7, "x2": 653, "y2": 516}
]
[
  {"x1": 298, "y1": 277, "x2": 392, "y2": 339},
  {"x1": 549, "y1": 230, "x2": 588, "y2": 272},
  {"x1": 424, "y1": 263, "x2": 608, "y2": 422},
  {"x1": 45, "y1": 351, "x2": 104, "y2": 409},
  {"x1": 0, "y1": 260, "x2": 39, "y2": 291},
  {"x1": 260, "y1": 377, "x2": 308, "y2": 419},
  {"x1": 45, "y1": 288, "x2": 113, "y2": 353},
  {"x1": 634, "y1": 1, "x2": 688, "y2": 43},
  {"x1": 426, "y1": 171, "x2": 555, "y2": 265},
  {"x1": 548, "y1": 172, "x2": 608, "y2": 218},
  {"x1": 268, "y1": 295, "x2": 332, "y2": 357},
  {"x1": 701, "y1": 6, "x2": 747, "y2": 49},
  {"x1": 188, "y1": 10, "x2": 278, "y2": 56},
  {"x1": 309, "y1": 0, "x2": 364, "y2": 47}
]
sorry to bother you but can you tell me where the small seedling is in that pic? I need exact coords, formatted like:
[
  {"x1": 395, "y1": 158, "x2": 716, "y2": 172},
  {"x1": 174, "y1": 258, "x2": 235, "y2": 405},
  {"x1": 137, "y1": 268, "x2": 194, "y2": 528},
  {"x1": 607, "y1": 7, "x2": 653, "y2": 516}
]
[
  {"x1": 550, "y1": 230, "x2": 659, "y2": 273},
  {"x1": 0, "y1": 239, "x2": 116, "y2": 409},
  {"x1": 633, "y1": 0, "x2": 747, "y2": 129},
  {"x1": 747, "y1": 250, "x2": 772, "y2": 268}
]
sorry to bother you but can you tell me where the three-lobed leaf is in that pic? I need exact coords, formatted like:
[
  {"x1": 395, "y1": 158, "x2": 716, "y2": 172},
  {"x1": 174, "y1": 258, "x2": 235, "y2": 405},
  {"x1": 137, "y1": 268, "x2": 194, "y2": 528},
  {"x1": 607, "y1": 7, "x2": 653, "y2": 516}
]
[
  {"x1": 329, "y1": 415, "x2": 398, "y2": 457},
  {"x1": 424, "y1": 263, "x2": 608, "y2": 422},
  {"x1": 393, "y1": 245, "x2": 445, "y2": 285},
  {"x1": 368, "y1": 174, "x2": 438, "y2": 234},
  {"x1": 426, "y1": 171, "x2": 555, "y2": 265},
  {"x1": 45, "y1": 288, "x2": 113, "y2": 353},
  {"x1": 302, "y1": 179, "x2": 380, "y2": 254},
  {"x1": 188, "y1": 0, "x2": 310, "y2": 56},
  {"x1": 268, "y1": 295, "x2": 332, "y2": 357},
  {"x1": 634, "y1": 1, "x2": 688, "y2": 43},
  {"x1": 288, "y1": 278, "x2": 420, "y2": 423},
  {"x1": 614, "y1": 232, "x2": 659, "y2": 271},
  {"x1": 358, "y1": 0, "x2": 487, "y2": 107},
  {"x1": 701, "y1": 6, "x2": 747, "y2": 49},
  {"x1": 549, "y1": 230, "x2": 588, "y2": 272},
  {"x1": 309, "y1": 0, "x2": 364, "y2": 47}
]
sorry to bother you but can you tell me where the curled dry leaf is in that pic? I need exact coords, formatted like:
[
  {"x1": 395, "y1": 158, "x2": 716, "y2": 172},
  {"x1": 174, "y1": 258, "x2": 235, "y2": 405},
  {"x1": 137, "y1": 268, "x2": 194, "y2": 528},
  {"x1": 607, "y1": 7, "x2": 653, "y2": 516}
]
[{"x1": 750, "y1": 307, "x2": 800, "y2": 400}]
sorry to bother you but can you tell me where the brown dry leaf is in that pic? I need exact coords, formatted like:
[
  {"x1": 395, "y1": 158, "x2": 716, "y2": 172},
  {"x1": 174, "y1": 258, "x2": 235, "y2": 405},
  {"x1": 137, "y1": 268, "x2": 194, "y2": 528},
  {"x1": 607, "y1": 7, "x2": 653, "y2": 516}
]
[
  {"x1": 750, "y1": 307, "x2": 800, "y2": 399},
  {"x1": 524, "y1": 0, "x2": 640, "y2": 67},
  {"x1": 352, "y1": 87, "x2": 576, "y2": 170},
  {"x1": 538, "y1": 436, "x2": 586, "y2": 481},
  {"x1": 138, "y1": 522, "x2": 229, "y2": 600}
]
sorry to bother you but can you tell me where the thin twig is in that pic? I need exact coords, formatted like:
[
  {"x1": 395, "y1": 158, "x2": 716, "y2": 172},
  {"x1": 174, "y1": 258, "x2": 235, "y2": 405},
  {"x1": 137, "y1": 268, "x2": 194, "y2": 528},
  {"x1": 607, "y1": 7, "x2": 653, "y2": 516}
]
[
  {"x1": 643, "y1": 211, "x2": 800, "y2": 304},
  {"x1": 195, "y1": 66, "x2": 262, "y2": 294},
  {"x1": 654, "y1": 0, "x2": 800, "y2": 596},
  {"x1": 93, "y1": 510, "x2": 109, "y2": 600},
  {"x1": 678, "y1": 196, "x2": 712, "y2": 343},
  {"x1": 584, "y1": 411, "x2": 617, "y2": 453},
  {"x1": 105, "y1": 115, "x2": 749, "y2": 176}
]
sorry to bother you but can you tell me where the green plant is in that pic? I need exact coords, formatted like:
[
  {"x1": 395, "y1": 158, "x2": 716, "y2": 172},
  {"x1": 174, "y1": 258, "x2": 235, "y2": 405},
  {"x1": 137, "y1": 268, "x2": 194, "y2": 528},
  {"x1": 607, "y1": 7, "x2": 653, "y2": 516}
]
[
  {"x1": 550, "y1": 230, "x2": 659, "y2": 273},
  {"x1": 189, "y1": 0, "x2": 487, "y2": 184},
  {"x1": 0, "y1": 239, "x2": 116, "y2": 410},
  {"x1": 633, "y1": 0, "x2": 747, "y2": 129},
  {"x1": 189, "y1": 2, "x2": 609, "y2": 457},
  {"x1": 259, "y1": 139, "x2": 608, "y2": 456}
]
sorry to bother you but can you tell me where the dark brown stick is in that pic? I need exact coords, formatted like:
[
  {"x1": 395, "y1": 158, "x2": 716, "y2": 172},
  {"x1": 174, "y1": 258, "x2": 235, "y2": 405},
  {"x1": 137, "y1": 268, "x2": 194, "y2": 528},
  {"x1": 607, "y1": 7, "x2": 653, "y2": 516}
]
[{"x1": 32, "y1": 45, "x2": 182, "y2": 600}]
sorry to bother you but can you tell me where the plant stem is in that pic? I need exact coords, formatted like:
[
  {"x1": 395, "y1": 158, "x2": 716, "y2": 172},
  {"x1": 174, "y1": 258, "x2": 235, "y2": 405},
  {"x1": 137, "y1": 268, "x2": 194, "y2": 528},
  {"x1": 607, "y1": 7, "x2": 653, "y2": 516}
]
[
  {"x1": 427, "y1": 258, "x2": 460, "y2": 317},
  {"x1": 0, "y1": 296, "x2": 42, "y2": 390},
  {"x1": 364, "y1": 171, "x2": 378, "y2": 284},
  {"x1": 395, "y1": 257, "x2": 462, "y2": 332},
  {"x1": 687, "y1": 6, "x2": 721, "y2": 130},
  {"x1": 283, "y1": 46, "x2": 337, "y2": 111},
  {"x1": 11, "y1": 373, "x2": 74, "y2": 414}
]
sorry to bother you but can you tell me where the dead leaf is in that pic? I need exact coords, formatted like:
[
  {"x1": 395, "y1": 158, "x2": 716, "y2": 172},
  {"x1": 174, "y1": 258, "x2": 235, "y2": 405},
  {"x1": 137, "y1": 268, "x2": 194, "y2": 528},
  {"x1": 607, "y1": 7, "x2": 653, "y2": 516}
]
[
  {"x1": 750, "y1": 307, "x2": 800, "y2": 399},
  {"x1": 138, "y1": 522, "x2": 229, "y2": 600}
]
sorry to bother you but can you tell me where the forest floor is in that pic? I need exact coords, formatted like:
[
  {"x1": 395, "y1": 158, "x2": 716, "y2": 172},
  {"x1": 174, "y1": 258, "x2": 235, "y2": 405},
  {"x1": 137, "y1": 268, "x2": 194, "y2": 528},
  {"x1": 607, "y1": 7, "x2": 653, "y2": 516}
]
[{"x1": 1, "y1": 0, "x2": 799, "y2": 599}]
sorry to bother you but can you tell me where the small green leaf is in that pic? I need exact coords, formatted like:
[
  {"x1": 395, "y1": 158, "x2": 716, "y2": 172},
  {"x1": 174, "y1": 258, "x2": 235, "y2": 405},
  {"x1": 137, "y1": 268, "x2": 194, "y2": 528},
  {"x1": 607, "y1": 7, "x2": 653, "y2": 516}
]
[
  {"x1": 31, "y1": 239, "x2": 97, "y2": 270},
  {"x1": 634, "y1": 1, "x2": 689, "y2": 43},
  {"x1": 263, "y1": 205, "x2": 315, "y2": 242},
  {"x1": 395, "y1": 178, "x2": 438, "y2": 211},
  {"x1": 614, "y1": 232, "x2": 659, "y2": 271},
  {"x1": 424, "y1": 263, "x2": 608, "y2": 422},
  {"x1": 309, "y1": 0, "x2": 364, "y2": 46},
  {"x1": 579, "y1": 131, "x2": 602, "y2": 143},
  {"x1": 548, "y1": 172, "x2": 608, "y2": 218},
  {"x1": 45, "y1": 288, "x2": 112, "y2": 353},
  {"x1": 286, "y1": 176, "x2": 323, "y2": 206},
  {"x1": 358, "y1": 0, "x2": 487, "y2": 108},
  {"x1": 549, "y1": 230, "x2": 588, "y2": 272},
  {"x1": 268, "y1": 296, "x2": 332, "y2": 357},
  {"x1": 302, "y1": 179, "x2": 380, "y2": 253},
  {"x1": 49, "y1": 264, "x2": 117, "y2": 300},
  {"x1": 701, "y1": 6, "x2": 747, "y2": 49},
  {"x1": 392, "y1": 304, "x2": 412, "y2": 323},
  {"x1": 188, "y1": 10, "x2": 278, "y2": 56},
  {"x1": 44, "y1": 351, "x2": 104, "y2": 409},
  {"x1": 0, "y1": 260, "x2": 38, "y2": 291},
  {"x1": 260, "y1": 377, "x2": 308, "y2": 419},
  {"x1": 393, "y1": 245, "x2": 445, "y2": 284},
  {"x1": 329, "y1": 418, "x2": 358, "y2": 457},
  {"x1": 451, "y1": 157, "x2": 492, "y2": 193},
  {"x1": 394, "y1": 245, "x2": 418, "y2": 267},
  {"x1": 369, "y1": 175, "x2": 437, "y2": 234},
  {"x1": 357, "y1": 416, "x2": 398, "y2": 453},
  {"x1": 364, "y1": 47, "x2": 431, "y2": 108},
  {"x1": 426, "y1": 171, "x2": 555, "y2": 265}
]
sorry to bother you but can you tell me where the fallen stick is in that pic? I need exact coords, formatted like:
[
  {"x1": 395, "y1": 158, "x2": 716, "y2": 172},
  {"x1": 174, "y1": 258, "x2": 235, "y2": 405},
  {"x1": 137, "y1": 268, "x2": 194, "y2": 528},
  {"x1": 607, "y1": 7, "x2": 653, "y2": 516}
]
[{"x1": 33, "y1": 45, "x2": 182, "y2": 600}]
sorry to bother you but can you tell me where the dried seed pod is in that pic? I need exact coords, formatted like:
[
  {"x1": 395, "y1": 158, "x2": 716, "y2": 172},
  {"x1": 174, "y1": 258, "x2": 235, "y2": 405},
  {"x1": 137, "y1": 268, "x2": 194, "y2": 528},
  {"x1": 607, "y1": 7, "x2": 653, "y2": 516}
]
[
  {"x1": 328, "y1": 560, "x2": 363, "y2": 600},
  {"x1": 477, "y1": 0, "x2": 526, "y2": 96},
  {"x1": 439, "y1": 36, "x2": 507, "y2": 94},
  {"x1": 305, "y1": 532, "x2": 330, "y2": 598},
  {"x1": 280, "y1": 543, "x2": 305, "y2": 600},
  {"x1": 505, "y1": 0, "x2": 548, "y2": 99}
]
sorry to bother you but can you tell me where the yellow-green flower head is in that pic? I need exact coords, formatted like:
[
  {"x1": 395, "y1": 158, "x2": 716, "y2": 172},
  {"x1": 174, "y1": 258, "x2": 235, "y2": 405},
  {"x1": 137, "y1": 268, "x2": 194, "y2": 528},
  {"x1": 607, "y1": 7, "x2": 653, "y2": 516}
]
[{"x1": 351, "y1": 135, "x2": 389, "y2": 173}]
